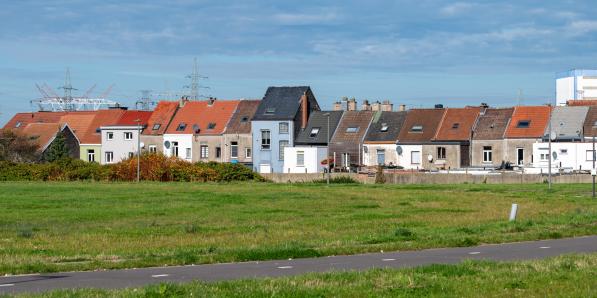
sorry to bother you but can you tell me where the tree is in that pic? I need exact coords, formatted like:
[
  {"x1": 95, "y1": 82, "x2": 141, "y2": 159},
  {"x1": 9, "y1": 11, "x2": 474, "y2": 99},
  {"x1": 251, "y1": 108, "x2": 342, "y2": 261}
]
[
  {"x1": 0, "y1": 130, "x2": 40, "y2": 163},
  {"x1": 45, "y1": 131, "x2": 69, "y2": 162},
  {"x1": 375, "y1": 165, "x2": 386, "y2": 184}
]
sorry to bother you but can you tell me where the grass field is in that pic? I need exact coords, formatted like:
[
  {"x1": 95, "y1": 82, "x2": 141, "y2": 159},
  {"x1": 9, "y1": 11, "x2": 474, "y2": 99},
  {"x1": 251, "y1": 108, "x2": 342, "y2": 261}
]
[
  {"x1": 0, "y1": 181, "x2": 596, "y2": 275},
  {"x1": 16, "y1": 253, "x2": 597, "y2": 297}
]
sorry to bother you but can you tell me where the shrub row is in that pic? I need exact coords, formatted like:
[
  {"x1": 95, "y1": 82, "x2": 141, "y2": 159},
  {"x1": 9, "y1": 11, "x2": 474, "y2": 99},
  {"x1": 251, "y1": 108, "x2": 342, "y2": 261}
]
[{"x1": 0, "y1": 153, "x2": 263, "y2": 182}]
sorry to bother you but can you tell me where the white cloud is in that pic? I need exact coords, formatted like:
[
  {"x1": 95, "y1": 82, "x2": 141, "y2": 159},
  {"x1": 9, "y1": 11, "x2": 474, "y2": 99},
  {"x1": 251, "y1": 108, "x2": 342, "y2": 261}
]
[
  {"x1": 568, "y1": 20, "x2": 597, "y2": 34},
  {"x1": 272, "y1": 11, "x2": 339, "y2": 25},
  {"x1": 440, "y1": 2, "x2": 475, "y2": 16}
]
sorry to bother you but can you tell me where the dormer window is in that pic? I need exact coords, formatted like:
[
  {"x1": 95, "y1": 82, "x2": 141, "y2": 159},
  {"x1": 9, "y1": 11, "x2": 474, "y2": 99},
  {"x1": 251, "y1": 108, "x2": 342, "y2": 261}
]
[
  {"x1": 241, "y1": 116, "x2": 249, "y2": 123},
  {"x1": 452, "y1": 123, "x2": 460, "y2": 129},
  {"x1": 176, "y1": 123, "x2": 187, "y2": 131},
  {"x1": 380, "y1": 123, "x2": 389, "y2": 132},
  {"x1": 152, "y1": 124, "x2": 161, "y2": 130},
  {"x1": 516, "y1": 120, "x2": 531, "y2": 128},
  {"x1": 193, "y1": 124, "x2": 200, "y2": 133},
  {"x1": 207, "y1": 122, "x2": 216, "y2": 130},
  {"x1": 410, "y1": 125, "x2": 423, "y2": 132},
  {"x1": 15, "y1": 121, "x2": 22, "y2": 128},
  {"x1": 265, "y1": 108, "x2": 276, "y2": 114},
  {"x1": 346, "y1": 127, "x2": 359, "y2": 133},
  {"x1": 310, "y1": 127, "x2": 320, "y2": 138}
]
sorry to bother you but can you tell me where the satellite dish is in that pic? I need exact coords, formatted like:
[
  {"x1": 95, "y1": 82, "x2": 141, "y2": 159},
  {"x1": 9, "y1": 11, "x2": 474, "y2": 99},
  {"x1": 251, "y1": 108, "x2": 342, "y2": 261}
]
[
  {"x1": 550, "y1": 131, "x2": 557, "y2": 141},
  {"x1": 164, "y1": 141, "x2": 171, "y2": 149},
  {"x1": 427, "y1": 154, "x2": 433, "y2": 162},
  {"x1": 552, "y1": 151, "x2": 557, "y2": 160},
  {"x1": 396, "y1": 145, "x2": 403, "y2": 155},
  {"x1": 140, "y1": 142, "x2": 145, "y2": 149}
]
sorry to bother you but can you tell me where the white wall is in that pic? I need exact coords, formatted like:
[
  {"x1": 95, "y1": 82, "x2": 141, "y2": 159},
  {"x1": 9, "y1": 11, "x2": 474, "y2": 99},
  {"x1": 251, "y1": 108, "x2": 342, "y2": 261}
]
[
  {"x1": 163, "y1": 134, "x2": 193, "y2": 161},
  {"x1": 556, "y1": 77, "x2": 574, "y2": 106},
  {"x1": 283, "y1": 146, "x2": 327, "y2": 173},
  {"x1": 557, "y1": 75, "x2": 597, "y2": 105},
  {"x1": 532, "y1": 142, "x2": 597, "y2": 171},
  {"x1": 396, "y1": 145, "x2": 423, "y2": 170},
  {"x1": 100, "y1": 127, "x2": 141, "y2": 164}
]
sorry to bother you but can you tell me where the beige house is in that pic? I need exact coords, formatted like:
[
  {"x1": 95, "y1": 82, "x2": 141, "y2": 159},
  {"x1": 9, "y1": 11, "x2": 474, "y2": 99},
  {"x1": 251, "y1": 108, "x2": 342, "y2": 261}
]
[{"x1": 222, "y1": 100, "x2": 260, "y2": 165}]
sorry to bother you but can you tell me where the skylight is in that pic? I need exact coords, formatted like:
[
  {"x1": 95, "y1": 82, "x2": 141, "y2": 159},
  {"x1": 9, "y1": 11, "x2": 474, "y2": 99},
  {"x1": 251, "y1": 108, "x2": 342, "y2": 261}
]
[
  {"x1": 15, "y1": 121, "x2": 22, "y2": 128},
  {"x1": 208, "y1": 122, "x2": 216, "y2": 129},
  {"x1": 410, "y1": 125, "x2": 423, "y2": 132},
  {"x1": 176, "y1": 123, "x2": 187, "y2": 131},
  {"x1": 380, "y1": 123, "x2": 389, "y2": 132},
  {"x1": 265, "y1": 108, "x2": 276, "y2": 114},
  {"x1": 346, "y1": 127, "x2": 358, "y2": 133},
  {"x1": 452, "y1": 123, "x2": 460, "y2": 129},
  {"x1": 516, "y1": 120, "x2": 531, "y2": 128},
  {"x1": 152, "y1": 124, "x2": 161, "y2": 130},
  {"x1": 310, "y1": 127, "x2": 320, "y2": 138},
  {"x1": 241, "y1": 116, "x2": 249, "y2": 123}
]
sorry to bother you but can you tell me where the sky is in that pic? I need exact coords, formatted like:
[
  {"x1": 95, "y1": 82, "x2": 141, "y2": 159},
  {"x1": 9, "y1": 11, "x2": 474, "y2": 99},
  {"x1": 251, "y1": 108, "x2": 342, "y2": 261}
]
[{"x1": 1, "y1": 0, "x2": 597, "y2": 125}]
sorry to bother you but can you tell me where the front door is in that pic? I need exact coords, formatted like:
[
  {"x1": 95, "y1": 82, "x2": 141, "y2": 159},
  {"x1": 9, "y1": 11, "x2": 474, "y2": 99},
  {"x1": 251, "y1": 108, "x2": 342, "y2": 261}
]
[{"x1": 517, "y1": 148, "x2": 524, "y2": 165}]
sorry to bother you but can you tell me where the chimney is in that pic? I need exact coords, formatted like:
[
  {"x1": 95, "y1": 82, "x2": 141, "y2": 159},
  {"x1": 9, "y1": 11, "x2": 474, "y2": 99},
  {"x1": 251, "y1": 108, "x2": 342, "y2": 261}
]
[
  {"x1": 208, "y1": 97, "x2": 216, "y2": 106},
  {"x1": 435, "y1": 104, "x2": 444, "y2": 109},
  {"x1": 179, "y1": 96, "x2": 189, "y2": 108},
  {"x1": 381, "y1": 100, "x2": 393, "y2": 112},
  {"x1": 301, "y1": 92, "x2": 308, "y2": 129},
  {"x1": 333, "y1": 101, "x2": 343, "y2": 111},
  {"x1": 361, "y1": 100, "x2": 371, "y2": 111},
  {"x1": 398, "y1": 104, "x2": 406, "y2": 111},
  {"x1": 347, "y1": 97, "x2": 357, "y2": 111},
  {"x1": 371, "y1": 101, "x2": 381, "y2": 111}
]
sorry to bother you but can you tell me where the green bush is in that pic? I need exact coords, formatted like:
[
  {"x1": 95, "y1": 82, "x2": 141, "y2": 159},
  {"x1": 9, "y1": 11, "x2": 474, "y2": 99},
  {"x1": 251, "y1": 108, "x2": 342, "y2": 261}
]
[{"x1": 313, "y1": 176, "x2": 360, "y2": 184}]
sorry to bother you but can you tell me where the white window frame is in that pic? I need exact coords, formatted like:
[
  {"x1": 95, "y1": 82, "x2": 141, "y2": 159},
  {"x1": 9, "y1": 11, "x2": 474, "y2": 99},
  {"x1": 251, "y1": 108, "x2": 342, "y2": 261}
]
[
  {"x1": 411, "y1": 151, "x2": 421, "y2": 165},
  {"x1": 87, "y1": 149, "x2": 95, "y2": 162},
  {"x1": 245, "y1": 147, "x2": 252, "y2": 159},
  {"x1": 279, "y1": 140, "x2": 289, "y2": 161},
  {"x1": 149, "y1": 145, "x2": 157, "y2": 153},
  {"x1": 230, "y1": 141, "x2": 238, "y2": 158},
  {"x1": 279, "y1": 122, "x2": 289, "y2": 134},
  {"x1": 297, "y1": 150, "x2": 305, "y2": 166},
  {"x1": 200, "y1": 145, "x2": 209, "y2": 159},
  {"x1": 172, "y1": 142, "x2": 179, "y2": 157},
  {"x1": 261, "y1": 130, "x2": 271, "y2": 150},
  {"x1": 437, "y1": 147, "x2": 446, "y2": 160},
  {"x1": 128, "y1": 152, "x2": 134, "y2": 159},
  {"x1": 483, "y1": 146, "x2": 492, "y2": 163},
  {"x1": 186, "y1": 148, "x2": 192, "y2": 159},
  {"x1": 106, "y1": 132, "x2": 114, "y2": 140},
  {"x1": 377, "y1": 149, "x2": 385, "y2": 165},
  {"x1": 124, "y1": 132, "x2": 133, "y2": 140},
  {"x1": 105, "y1": 151, "x2": 114, "y2": 163}
]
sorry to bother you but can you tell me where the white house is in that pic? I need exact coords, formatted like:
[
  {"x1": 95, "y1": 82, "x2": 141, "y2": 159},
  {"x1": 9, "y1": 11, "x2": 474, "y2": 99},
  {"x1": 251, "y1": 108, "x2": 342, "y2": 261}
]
[
  {"x1": 100, "y1": 126, "x2": 143, "y2": 164},
  {"x1": 162, "y1": 134, "x2": 193, "y2": 161},
  {"x1": 557, "y1": 69, "x2": 597, "y2": 106},
  {"x1": 532, "y1": 142, "x2": 596, "y2": 172},
  {"x1": 396, "y1": 144, "x2": 423, "y2": 170},
  {"x1": 283, "y1": 146, "x2": 328, "y2": 173}
]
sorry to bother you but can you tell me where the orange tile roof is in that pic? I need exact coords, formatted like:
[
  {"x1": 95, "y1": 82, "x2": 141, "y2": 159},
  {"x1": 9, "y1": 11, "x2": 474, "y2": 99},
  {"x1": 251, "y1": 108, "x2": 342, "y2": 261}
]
[
  {"x1": 143, "y1": 101, "x2": 179, "y2": 135},
  {"x1": 433, "y1": 107, "x2": 480, "y2": 141},
  {"x1": 58, "y1": 113, "x2": 97, "y2": 141},
  {"x1": 504, "y1": 106, "x2": 551, "y2": 138},
  {"x1": 80, "y1": 109, "x2": 126, "y2": 144},
  {"x1": 165, "y1": 100, "x2": 240, "y2": 135},
  {"x1": 116, "y1": 110, "x2": 153, "y2": 126},
  {"x1": 21, "y1": 123, "x2": 62, "y2": 151},
  {"x1": 3, "y1": 112, "x2": 67, "y2": 131}
]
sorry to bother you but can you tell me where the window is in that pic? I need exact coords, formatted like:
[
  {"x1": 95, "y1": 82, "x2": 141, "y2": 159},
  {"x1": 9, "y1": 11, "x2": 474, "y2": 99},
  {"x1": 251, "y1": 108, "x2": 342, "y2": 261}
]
[
  {"x1": 128, "y1": 152, "x2": 134, "y2": 159},
  {"x1": 200, "y1": 145, "x2": 209, "y2": 159},
  {"x1": 231, "y1": 141, "x2": 238, "y2": 158},
  {"x1": 186, "y1": 148, "x2": 192, "y2": 159},
  {"x1": 279, "y1": 140, "x2": 289, "y2": 160},
  {"x1": 539, "y1": 149, "x2": 549, "y2": 161},
  {"x1": 437, "y1": 147, "x2": 446, "y2": 160},
  {"x1": 560, "y1": 149, "x2": 568, "y2": 155},
  {"x1": 87, "y1": 149, "x2": 95, "y2": 162},
  {"x1": 346, "y1": 127, "x2": 358, "y2": 133},
  {"x1": 410, "y1": 125, "x2": 423, "y2": 132},
  {"x1": 149, "y1": 145, "x2": 157, "y2": 153},
  {"x1": 516, "y1": 120, "x2": 531, "y2": 128},
  {"x1": 107, "y1": 132, "x2": 114, "y2": 140},
  {"x1": 342, "y1": 153, "x2": 350, "y2": 168},
  {"x1": 586, "y1": 150, "x2": 595, "y2": 161},
  {"x1": 245, "y1": 147, "x2": 252, "y2": 159},
  {"x1": 105, "y1": 151, "x2": 114, "y2": 163},
  {"x1": 15, "y1": 121, "x2": 22, "y2": 128},
  {"x1": 261, "y1": 130, "x2": 271, "y2": 150},
  {"x1": 411, "y1": 151, "x2": 421, "y2": 164},
  {"x1": 265, "y1": 107, "x2": 276, "y2": 114},
  {"x1": 309, "y1": 127, "x2": 320, "y2": 138},
  {"x1": 452, "y1": 123, "x2": 460, "y2": 129},
  {"x1": 593, "y1": 120, "x2": 597, "y2": 128},
  {"x1": 216, "y1": 147, "x2": 221, "y2": 158},
  {"x1": 279, "y1": 122, "x2": 289, "y2": 134},
  {"x1": 176, "y1": 123, "x2": 187, "y2": 131},
  {"x1": 124, "y1": 132, "x2": 133, "y2": 140},
  {"x1": 241, "y1": 116, "x2": 249, "y2": 123},
  {"x1": 297, "y1": 151, "x2": 305, "y2": 166},
  {"x1": 152, "y1": 124, "x2": 161, "y2": 130},
  {"x1": 377, "y1": 149, "x2": 385, "y2": 165},
  {"x1": 207, "y1": 122, "x2": 216, "y2": 130},
  {"x1": 483, "y1": 146, "x2": 492, "y2": 163},
  {"x1": 172, "y1": 141, "x2": 179, "y2": 157},
  {"x1": 380, "y1": 123, "x2": 389, "y2": 132}
]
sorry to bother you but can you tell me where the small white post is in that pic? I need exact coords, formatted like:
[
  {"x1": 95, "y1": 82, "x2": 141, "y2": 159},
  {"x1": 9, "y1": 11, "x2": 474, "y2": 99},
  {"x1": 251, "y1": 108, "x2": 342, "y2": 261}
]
[{"x1": 509, "y1": 203, "x2": 518, "y2": 221}]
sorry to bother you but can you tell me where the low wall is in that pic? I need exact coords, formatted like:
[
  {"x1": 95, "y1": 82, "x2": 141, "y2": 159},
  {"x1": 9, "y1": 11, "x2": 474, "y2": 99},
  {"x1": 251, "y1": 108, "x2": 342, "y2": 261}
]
[{"x1": 262, "y1": 172, "x2": 595, "y2": 184}]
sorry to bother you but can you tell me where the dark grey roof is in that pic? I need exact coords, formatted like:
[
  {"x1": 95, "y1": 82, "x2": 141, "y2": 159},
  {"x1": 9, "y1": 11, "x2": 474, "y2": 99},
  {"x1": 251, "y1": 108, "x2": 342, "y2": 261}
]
[
  {"x1": 364, "y1": 111, "x2": 407, "y2": 143},
  {"x1": 295, "y1": 111, "x2": 343, "y2": 145},
  {"x1": 252, "y1": 86, "x2": 319, "y2": 121}
]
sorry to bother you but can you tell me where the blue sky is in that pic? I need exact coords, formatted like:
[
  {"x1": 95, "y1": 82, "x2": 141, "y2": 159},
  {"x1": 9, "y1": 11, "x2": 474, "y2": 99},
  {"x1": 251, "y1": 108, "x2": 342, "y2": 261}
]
[{"x1": 2, "y1": 0, "x2": 597, "y2": 124}]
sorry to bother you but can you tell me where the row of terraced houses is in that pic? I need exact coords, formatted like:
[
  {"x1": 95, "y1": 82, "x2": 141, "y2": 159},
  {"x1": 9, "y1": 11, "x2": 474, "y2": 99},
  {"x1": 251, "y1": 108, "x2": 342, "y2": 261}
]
[{"x1": 5, "y1": 84, "x2": 597, "y2": 174}]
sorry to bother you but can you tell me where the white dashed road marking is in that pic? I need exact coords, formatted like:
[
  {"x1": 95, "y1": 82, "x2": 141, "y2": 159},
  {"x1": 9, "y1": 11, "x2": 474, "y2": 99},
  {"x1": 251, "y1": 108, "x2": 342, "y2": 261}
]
[
  {"x1": 151, "y1": 274, "x2": 170, "y2": 278},
  {"x1": 540, "y1": 246, "x2": 551, "y2": 249},
  {"x1": 277, "y1": 266, "x2": 293, "y2": 269},
  {"x1": 468, "y1": 252, "x2": 481, "y2": 255},
  {"x1": 382, "y1": 258, "x2": 396, "y2": 261},
  {"x1": 0, "y1": 284, "x2": 15, "y2": 287}
]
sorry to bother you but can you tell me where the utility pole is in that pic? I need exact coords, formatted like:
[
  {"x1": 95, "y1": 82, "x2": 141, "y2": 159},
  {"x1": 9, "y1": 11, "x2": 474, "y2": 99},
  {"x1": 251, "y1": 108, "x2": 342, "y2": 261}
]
[
  {"x1": 58, "y1": 67, "x2": 78, "y2": 111},
  {"x1": 325, "y1": 113, "x2": 331, "y2": 185},
  {"x1": 548, "y1": 104, "x2": 552, "y2": 190},
  {"x1": 185, "y1": 58, "x2": 208, "y2": 100},
  {"x1": 593, "y1": 136, "x2": 595, "y2": 198},
  {"x1": 135, "y1": 119, "x2": 141, "y2": 183}
]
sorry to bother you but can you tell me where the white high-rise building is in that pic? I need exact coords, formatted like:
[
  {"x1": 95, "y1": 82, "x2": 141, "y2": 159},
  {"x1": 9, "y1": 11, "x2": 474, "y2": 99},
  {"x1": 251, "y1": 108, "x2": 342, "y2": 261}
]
[{"x1": 556, "y1": 69, "x2": 597, "y2": 106}]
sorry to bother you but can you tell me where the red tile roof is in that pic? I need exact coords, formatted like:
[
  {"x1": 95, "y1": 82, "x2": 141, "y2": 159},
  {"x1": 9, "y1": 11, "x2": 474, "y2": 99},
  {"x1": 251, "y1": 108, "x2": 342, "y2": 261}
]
[
  {"x1": 504, "y1": 106, "x2": 551, "y2": 138},
  {"x1": 165, "y1": 100, "x2": 240, "y2": 135},
  {"x1": 115, "y1": 110, "x2": 152, "y2": 126},
  {"x1": 3, "y1": 112, "x2": 67, "y2": 131},
  {"x1": 143, "y1": 101, "x2": 179, "y2": 135},
  {"x1": 397, "y1": 108, "x2": 446, "y2": 143},
  {"x1": 80, "y1": 109, "x2": 126, "y2": 144},
  {"x1": 433, "y1": 107, "x2": 480, "y2": 141},
  {"x1": 58, "y1": 113, "x2": 96, "y2": 141},
  {"x1": 21, "y1": 123, "x2": 62, "y2": 151}
]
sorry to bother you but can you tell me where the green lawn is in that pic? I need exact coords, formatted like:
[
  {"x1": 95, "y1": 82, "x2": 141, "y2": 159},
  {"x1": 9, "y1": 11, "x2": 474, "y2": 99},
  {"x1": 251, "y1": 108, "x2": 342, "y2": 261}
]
[
  {"x1": 16, "y1": 254, "x2": 597, "y2": 298},
  {"x1": 0, "y1": 181, "x2": 596, "y2": 275}
]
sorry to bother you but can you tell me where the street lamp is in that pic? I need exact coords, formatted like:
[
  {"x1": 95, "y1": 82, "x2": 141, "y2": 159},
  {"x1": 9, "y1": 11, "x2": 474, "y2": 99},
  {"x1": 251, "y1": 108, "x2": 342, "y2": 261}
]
[
  {"x1": 134, "y1": 119, "x2": 141, "y2": 183},
  {"x1": 324, "y1": 113, "x2": 331, "y2": 185}
]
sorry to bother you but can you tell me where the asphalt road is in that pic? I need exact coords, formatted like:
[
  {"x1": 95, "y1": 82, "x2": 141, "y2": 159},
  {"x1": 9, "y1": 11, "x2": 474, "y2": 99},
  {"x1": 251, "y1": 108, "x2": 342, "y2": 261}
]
[{"x1": 1, "y1": 236, "x2": 596, "y2": 294}]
